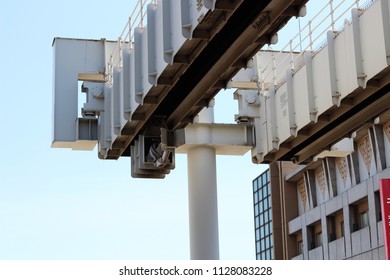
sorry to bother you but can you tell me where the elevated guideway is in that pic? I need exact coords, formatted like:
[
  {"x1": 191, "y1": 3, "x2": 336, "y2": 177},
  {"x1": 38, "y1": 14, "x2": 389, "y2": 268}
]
[
  {"x1": 239, "y1": 0, "x2": 390, "y2": 164},
  {"x1": 52, "y1": 0, "x2": 308, "y2": 164}
]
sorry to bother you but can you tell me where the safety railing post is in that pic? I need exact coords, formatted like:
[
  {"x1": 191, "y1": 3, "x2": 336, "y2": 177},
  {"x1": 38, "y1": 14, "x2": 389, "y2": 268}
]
[
  {"x1": 272, "y1": 55, "x2": 277, "y2": 86},
  {"x1": 289, "y1": 40, "x2": 294, "y2": 71},
  {"x1": 129, "y1": 17, "x2": 132, "y2": 49},
  {"x1": 309, "y1": 20, "x2": 313, "y2": 52},
  {"x1": 119, "y1": 37, "x2": 123, "y2": 68},
  {"x1": 330, "y1": 0, "x2": 335, "y2": 32},
  {"x1": 141, "y1": 0, "x2": 144, "y2": 28}
]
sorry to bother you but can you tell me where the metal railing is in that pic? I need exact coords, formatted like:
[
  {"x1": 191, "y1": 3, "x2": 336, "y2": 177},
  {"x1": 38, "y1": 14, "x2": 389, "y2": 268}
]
[
  {"x1": 259, "y1": 0, "x2": 376, "y2": 91},
  {"x1": 106, "y1": 0, "x2": 156, "y2": 82}
]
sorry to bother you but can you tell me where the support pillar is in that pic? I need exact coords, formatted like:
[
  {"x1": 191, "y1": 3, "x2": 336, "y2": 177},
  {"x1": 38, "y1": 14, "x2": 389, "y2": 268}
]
[
  {"x1": 187, "y1": 102, "x2": 220, "y2": 260},
  {"x1": 188, "y1": 146, "x2": 219, "y2": 260}
]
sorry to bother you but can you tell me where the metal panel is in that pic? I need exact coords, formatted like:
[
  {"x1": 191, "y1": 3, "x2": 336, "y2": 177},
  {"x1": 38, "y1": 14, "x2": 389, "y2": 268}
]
[
  {"x1": 147, "y1": 1, "x2": 166, "y2": 86},
  {"x1": 113, "y1": 67, "x2": 125, "y2": 135},
  {"x1": 326, "y1": 31, "x2": 340, "y2": 106},
  {"x1": 122, "y1": 48, "x2": 136, "y2": 121},
  {"x1": 203, "y1": 0, "x2": 216, "y2": 10},
  {"x1": 265, "y1": 94, "x2": 273, "y2": 155},
  {"x1": 311, "y1": 47, "x2": 333, "y2": 117},
  {"x1": 380, "y1": 0, "x2": 390, "y2": 65},
  {"x1": 292, "y1": 64, "x2": 310, "y2": 130},
  {"x1": 52, "y1": 38, "x2": 106, "y2": 149},
  {"x1": 360, "y1": 1, "x2": 388, "y2": 82},
  {"x1": 104, "y1": 84, "x2": 115, "y2": 150},
  {"x1": 274, "y1": 83, "x2": 291, "y2": 147},
  {"x1": 333, "y1": 21, "x2": 359, "y2": 100},
  {"x1": 134, "y1": 27, "x2": 151, "y2": 104},
  {"x1": 304, "y1": 52, "x2": 317, "y2": 122},
  {"x1": 162, "y1": 0, "x2": 185, "y2": 64},
  {"x1": 181, "y1": 0, "x2": 210, "y2": 39},
  {"x1": 286, "y1": 69, "x2": 297, "y2": 137},
  {"x1": 351, "y1": 8, "x2": 367, "y2": 88},
  {"x1": 98, "y1": 112, "x2": 107, "y2": 158}
]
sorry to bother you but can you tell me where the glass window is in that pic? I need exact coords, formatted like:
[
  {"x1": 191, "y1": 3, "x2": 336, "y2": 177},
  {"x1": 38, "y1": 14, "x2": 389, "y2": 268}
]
[
  {"x1": 255, "y1": 204, "x2": 259, "y2": 216},
  {"x1": 268, "y1": 196, "x2": 272, "y2": 208},
  {"x1": 265, "y1": 237, "x2": 270, "y2": 248},
  {"x1": 254, "y1": 192, "x2": 258, "y2": 204},
  {"x1": 259, "y1": 201, "x2": 263, "y2": 213},
  {"x1": 265, "y1": 224, "x2": 269, "y2": 236},
  {"x1": 263, "y1": 186, "x2": 267, "y2": 197},
  {"x1": 264, "y1": 210, "x2": 269, "y2": 222},
  {"x1": 256, "y1": 228, "x2": 260, "y2": 240},
  {"x1": 261, "y1": 238, "x2": 265, "y2": 249},
  {"x1": 264, "y1": 198, "x2": 268, "y2": 209},
  {"x1": 269, "y1": 210, "x2": 272, "y2": 220},
  {"x1": 256, "y1": 241, "x2": 260, "y2": 252},
  {"x1": 260, "y1": 213, "x2": 264, "y2": 225},
  {"x1": 262, "y1": 174, "x2": 267, "y2": 186},
  {"x1": 267, "y1": 183, "x2": 271, "y2": 195},
  {"x1": 255, "y1": 218, "x2": 259, "y2": 228}
]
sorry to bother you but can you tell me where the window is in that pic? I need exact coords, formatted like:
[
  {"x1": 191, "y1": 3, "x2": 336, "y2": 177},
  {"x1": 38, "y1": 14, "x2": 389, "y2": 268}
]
[
  {"x1": 308, "y1": 221, "x2": 322, "y2": 249},
  {"x1": 350, "y1": 197, "x2": 369, "y2": 231},
  {"x1": 375, "y1": 191, "x2": 382, "y2": 222},
  {"x1": 327, "y1": 210, "x2": 344, "y2": 241}
]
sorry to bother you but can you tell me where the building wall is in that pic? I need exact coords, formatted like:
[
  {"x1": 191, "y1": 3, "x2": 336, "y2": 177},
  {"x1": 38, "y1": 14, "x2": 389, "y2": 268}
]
[{"x1": 283, "y1": 121, "x2": 390, "y2": 260}]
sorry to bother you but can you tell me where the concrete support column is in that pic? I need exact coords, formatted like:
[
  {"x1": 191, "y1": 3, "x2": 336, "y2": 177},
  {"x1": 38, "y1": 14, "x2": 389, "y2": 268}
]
[{"x1": 187, "y1": 146, "x2": 219, "y2": 260}]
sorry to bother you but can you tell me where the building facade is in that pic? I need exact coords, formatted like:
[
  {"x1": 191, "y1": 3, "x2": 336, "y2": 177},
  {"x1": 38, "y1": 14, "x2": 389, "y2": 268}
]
[{"x1": 254, "y1": 119, "x2": 390, "y2": 259}]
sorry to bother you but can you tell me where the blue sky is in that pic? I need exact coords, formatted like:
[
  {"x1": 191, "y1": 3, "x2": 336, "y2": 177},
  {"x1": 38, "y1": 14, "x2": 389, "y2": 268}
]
[
  {"x1": 0, "y1": 0, "x2": 269, "y2": 260},
  {"x1": 0, "y1": 0, "x2": 336, "y2": 260}
]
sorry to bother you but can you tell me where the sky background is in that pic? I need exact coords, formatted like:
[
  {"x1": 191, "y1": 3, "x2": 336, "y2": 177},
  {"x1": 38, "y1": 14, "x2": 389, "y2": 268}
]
[{"x1": 0, "y1": 0, "x2": 345, "y2": 260}]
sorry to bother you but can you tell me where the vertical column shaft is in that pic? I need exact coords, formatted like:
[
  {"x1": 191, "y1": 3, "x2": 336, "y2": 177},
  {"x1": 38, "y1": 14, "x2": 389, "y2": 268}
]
[{"x1": 187, "y1": 146, "x2": 219, "y2": 260}]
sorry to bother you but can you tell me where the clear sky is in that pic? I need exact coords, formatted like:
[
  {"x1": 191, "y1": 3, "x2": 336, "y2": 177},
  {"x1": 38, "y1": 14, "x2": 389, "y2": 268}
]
[{"x1": 0, "y1": 0, "x2": 337, "y2": 260}]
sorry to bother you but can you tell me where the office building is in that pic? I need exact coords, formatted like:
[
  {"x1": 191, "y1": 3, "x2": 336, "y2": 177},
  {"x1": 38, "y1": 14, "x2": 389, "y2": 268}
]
[{"x1": 254, "y1": 118, "x2": 389, "y2": 259}]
